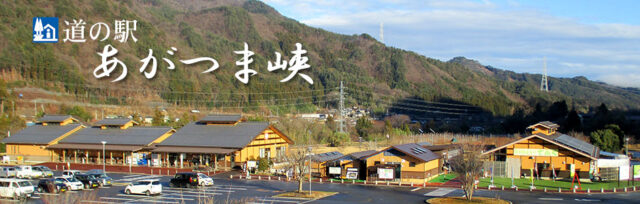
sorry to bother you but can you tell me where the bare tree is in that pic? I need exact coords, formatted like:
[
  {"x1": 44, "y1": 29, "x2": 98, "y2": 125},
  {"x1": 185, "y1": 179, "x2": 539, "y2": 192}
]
[
  {"x1": 281, "y1": 147, "x2": 312, "y2": 193},
  {"x1": 449, "y1": 143, "x2": 486, "y2": 201}
]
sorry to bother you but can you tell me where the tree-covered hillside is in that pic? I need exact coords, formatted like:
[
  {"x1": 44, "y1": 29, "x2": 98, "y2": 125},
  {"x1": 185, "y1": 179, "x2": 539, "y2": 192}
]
[{"x1": 0, "y1": 0, "x2": 638, "y2": 116}]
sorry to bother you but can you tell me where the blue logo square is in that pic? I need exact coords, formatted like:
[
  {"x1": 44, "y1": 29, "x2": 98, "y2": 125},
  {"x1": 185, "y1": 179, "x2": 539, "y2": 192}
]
[{"x1": 33, "y1": 17, "x2": 59, "y2": 43}]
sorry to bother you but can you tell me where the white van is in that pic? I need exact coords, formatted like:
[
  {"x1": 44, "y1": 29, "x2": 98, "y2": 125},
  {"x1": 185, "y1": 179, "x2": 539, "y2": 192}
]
[
  {"x1": 0, "y1": 167, "x2": 16, "y2": 178},
  {"x1": 0, "y1": 179, "x2": 35, "y2": 200},
  {"x1": 14, "y1": 166, "x2": 38, "y2": 179}
]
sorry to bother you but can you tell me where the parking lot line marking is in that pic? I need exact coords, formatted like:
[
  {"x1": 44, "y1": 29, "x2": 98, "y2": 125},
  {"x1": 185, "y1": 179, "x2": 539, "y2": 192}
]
[
  {"x1": 124, "y1": 200, "x2": 179, "y2": 204},
  {"x1": 164, "y1": 189, "x2": 233, "y2": 193},
  {"x1": 79, "y1": 200, "x2": 117, "y2": 204},
  {"x1": 116, "y1": 175, "x2": 162, "y2": 182},
  {"x1": 122, "y1": 175, "x2": 143, "y2": 178},
  {"x1": 207, "y1": 186, "x2": 248, "y2": 190},
  {"x1": 411, "y1": 187, "x2": 422, "y2": 191},
  {"x1": 540, "y1": 198, "x2": 563, "y2": 201},
  {"x1": 32, "y1": 196, "x2": 41, "y2": 199},
  {"x1": 35, "y1": 192, "x2": 60, "y2": 196},
  {"x1": 100, "y1": 197, "x2": 138, "y2": 201},
  {"x1": 116, "y1": 194, "x2": 196, "y2": 201},
  {"x1": 162, "y1": 192, "x2": 223, "y2": 196}
]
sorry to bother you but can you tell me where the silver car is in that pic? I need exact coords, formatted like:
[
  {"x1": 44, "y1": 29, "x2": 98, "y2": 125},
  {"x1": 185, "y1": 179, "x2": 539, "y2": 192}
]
[{"x1": 0, "y1": 167, "x2": 16, "y2": 178}]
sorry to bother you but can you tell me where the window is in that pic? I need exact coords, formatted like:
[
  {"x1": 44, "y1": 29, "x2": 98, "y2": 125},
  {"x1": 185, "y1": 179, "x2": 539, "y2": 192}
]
[
  {"x1": 409, "y1": 162, "x2": 416, "y2": 167},
  {"x1": 259, "y1": 148, "x2": 266, "y2": 158},
  {"x1": 374, "y1": 161, "x2": 381, "y2": 165}
]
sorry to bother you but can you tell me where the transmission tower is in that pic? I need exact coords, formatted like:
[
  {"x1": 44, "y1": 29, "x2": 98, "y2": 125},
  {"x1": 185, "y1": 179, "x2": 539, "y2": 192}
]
[
  {"x1": 540, "y1": 57, "x2": 549, "y2": 92},
  {"x1": 339, "y1": 81, "x2": 345, "y2": 133},
  {"x1": 380, "y1": 22, "x2": 384, "y2": 44}
]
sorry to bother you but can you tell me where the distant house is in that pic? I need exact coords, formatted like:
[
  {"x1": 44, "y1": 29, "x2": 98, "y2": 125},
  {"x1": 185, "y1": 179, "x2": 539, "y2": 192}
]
[
  {"x1": 151, "y1": 115, "x2": 294, "y2": 169},
  {"x1": 363, "y1": 143, "x2": 440, "y2": 183},
  {"x1": 47, "y1": 118, "x2": 174, "y2": 165},
  {"x1": 2, "y1": 115, "x2": 84, "y2": 162}
]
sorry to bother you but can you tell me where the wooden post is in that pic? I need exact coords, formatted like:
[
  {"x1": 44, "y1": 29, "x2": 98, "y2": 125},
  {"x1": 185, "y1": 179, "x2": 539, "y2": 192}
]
[
  {"x1": 74, "y1": 151, "x2": 77, "y2": 163},
  {"x1": 110, "y1": 152, "x2": 113, "y2": 165},
  {"x1": 98, "y1": 151, "x2": 101, "y2": 164},
  {"x1": 62, "y1": 151, "x2": 66, "y2": 163}
]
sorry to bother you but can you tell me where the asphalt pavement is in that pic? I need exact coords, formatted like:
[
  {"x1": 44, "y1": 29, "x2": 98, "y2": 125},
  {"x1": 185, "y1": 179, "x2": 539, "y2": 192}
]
[{"x1": 3, "y1": 171, "x2": 640, "y2": 203}]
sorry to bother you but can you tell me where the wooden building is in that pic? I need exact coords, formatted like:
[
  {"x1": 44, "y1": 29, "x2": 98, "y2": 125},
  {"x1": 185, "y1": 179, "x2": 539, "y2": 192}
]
[
  {"x1": 2, "y1": 115, "x2": 83, "y2": 163},
  {"x1": 483, "y1": 121, "x2": 599, "y2": 179},
  {"x1": 326, "y1": 150, "x2": 376, "y2": 180},
  {"x1": 47, "y1": 118, "x2": 174, "y2": 166},
  {"x1": 151, "y1": 115, "x2": 293, "y2": 169},
  {"x1": 363, "y1": 143, "x2": 440, "y2": 183}
]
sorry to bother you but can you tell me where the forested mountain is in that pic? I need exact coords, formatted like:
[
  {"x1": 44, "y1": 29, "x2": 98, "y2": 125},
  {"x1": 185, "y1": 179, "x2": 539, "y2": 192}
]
[{"x1": 0, "y1": 0, "x2": 638, "y2": 116}]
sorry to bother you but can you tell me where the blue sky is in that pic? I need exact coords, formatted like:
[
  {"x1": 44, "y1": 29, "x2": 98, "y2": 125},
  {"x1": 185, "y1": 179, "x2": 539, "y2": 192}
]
[{"x1": 262, "y1": 0, "x2": 640, "y2": 88}]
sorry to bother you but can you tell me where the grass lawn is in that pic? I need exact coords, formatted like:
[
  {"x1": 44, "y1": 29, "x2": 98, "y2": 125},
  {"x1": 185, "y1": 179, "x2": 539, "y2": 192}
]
[
  {"x1": 429, "y1": 173, "x2": 457, "y2": 183},
  {"x1": 275, "y1": 191, "x2": 337, "y2": 199},
  {"x1": 479, "y1": 177, "x2": 639, "y2": 190}
]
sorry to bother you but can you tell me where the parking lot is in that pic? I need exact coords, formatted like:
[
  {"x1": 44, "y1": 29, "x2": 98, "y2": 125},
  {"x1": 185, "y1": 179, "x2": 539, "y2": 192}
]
[
  {"x1": 6, "y1": 170, "x2": 640, "y2": 203},
  {"x1": 0, "y1": 171, "x2": 330, "y2": 204}
]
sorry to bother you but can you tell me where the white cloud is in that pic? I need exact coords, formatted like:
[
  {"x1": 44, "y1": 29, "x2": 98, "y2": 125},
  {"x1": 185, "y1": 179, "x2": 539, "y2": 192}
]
[{"x1": 264, "y1": 0, "x2": 640, "y2": 88}]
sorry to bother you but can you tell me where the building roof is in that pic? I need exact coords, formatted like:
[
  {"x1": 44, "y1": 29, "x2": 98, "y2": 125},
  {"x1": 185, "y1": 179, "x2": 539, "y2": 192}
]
[
  {"x1": 310, "y1": 151, "x2": 344, "y2": 162},
  {"x1": 150, "y1": 146, "x2": 237, "y2": 154},
  {"x1": 47, "y1": 143, "x2": 143, "y2": 152},
  {"x1": 390, "y1": 143, "x2": 440, "y2": 162},
  {"x1": 527, "y1": 121, "x2": 560, "y2": 129},
  {"x1": 1, "y1": 124, "x2": 82, "y2": 145},
  {"x1": 542, "y1": 133, "x2": 599, "y2": 158},
  {"x1": 37, "y1": 115, "x2": 78, "y2": 123},
  {"x1": 198, "y1": 115, "x2": 242, "y2": 123},
  {"x1": 349, "y1": 150, "x2": 377, "y2": 160},
  {"x1": 57, "y1": 126, "x2": 173, "y2": 146},
  {"x1": 424, "y1": 144, "x2": 459, "y2": 151},
  {"x1": 483, "y1": 133, "x2": 599, "y2": 160},
  {"x1": 156, "y1": 121, "x2": 284, "y2": 148},
  {"x1": 95, "y1": 118, "x2": 137, "y2": 126}
]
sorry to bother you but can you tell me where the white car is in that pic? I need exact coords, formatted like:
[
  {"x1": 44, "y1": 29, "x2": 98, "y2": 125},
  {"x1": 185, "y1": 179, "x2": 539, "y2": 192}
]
[
  {"x1": 14, "y1": 166, "x2": 39, "y2": 179},
  {"x1": 125, "y1": 179, "x2": 162, "y2": 196},
  {"x1": 0, "y1": 167, "x2": 16, "y2": 178},
  {"x1": 55, "y1": 177, "x2": 84, "y2": 191},
  {"x1": 0, "y1": 179, "x2": 35, "y2": 200},
  {"x1": 62, "y1": 170, "x2": 82, "y2": 177},
  {"x1": 197, "y1": 173, "x2": 214, "y2": 186}
]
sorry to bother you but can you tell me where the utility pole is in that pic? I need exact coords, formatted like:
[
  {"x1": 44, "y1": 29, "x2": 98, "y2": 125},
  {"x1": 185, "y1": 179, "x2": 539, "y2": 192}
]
[{"x1": 339, "y1": 81, "x2": 345, "y2": 133}]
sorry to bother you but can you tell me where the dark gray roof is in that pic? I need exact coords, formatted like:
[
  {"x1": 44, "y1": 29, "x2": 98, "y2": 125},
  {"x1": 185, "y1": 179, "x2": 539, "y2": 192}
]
[
  {"x1": 38, "y1": 115, "x2": 76, "y2": 123},
  {"x1": 311, "y1": 151, "x2": 344, "y2": 162},
  {"x1": 349, "y1": 150, "x2": 377, "y2": 160},
  {"x1": 58, "y1": 126, "x2": 172, "y2": 146},
  {"x1": 156, "y1": 122, "x2": 269, "y2": 148},
  {"x1": 530, "y1": 121, "x2": 560, "y2": 129},
  {"x1": 1, "y1": 124, "x2": 82, "y2": 144},
  {"x1": 542, "y1": 133, "x2": 599, "y2": 158},
  {"x1": 198, "y1": 115, "x2": 242, "y2": 123},
  {"x1": 417, "y1": 142, "x2": 432, "y2": 147},
  {"x1": 391, "y1": 143, "x2": 440, "y2": 162},
  {"x1": 95, "y1": 118, "x2": 134, "y2": 126}
]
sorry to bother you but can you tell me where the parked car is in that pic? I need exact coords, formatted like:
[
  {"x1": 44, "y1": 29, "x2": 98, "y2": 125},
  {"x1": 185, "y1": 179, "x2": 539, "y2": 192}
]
[
  {"x1": 74, "y1": 174, "x2": 100, "y2": 189},
  {"x1": 86, "y1": 170, "x2": 113, "y2": 187},
  {"x1": 169, "y1": 172, "x2": 198, "y2": 188},
  {"x1": 54, "y1": 176, "x2": 84, "y2": 191},
  {"x1": 14, "y1": 166, "x2": 39, "y2": 179},
  {"x1": 124, "y1": 179, "x2": 162, "y2": 196},
  {"x1": 0, "y1": 179, "x2": 35, "y2": 200},
  {"x1": 36, "y1": 179, "x2": 68, "y2": 194},
  {"x1": 61, "y1": 170, "x2": 82, "y2": 177},
  {"x1": 32, "y1": 166, "x2": 54, "y2": 178},
  {"x1": 0, "y1": 167, "x2": 16, "y2": 178},
  {"x1": 197, "y1": 173, "x2": 214, "y2": 186},
  {"x1": 89, "y1": 173, "x2": 113, "y2": 187}
]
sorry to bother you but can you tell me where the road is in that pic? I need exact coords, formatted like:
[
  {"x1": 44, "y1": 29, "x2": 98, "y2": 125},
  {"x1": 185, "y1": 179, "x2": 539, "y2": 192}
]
[{"x1": 3, "y1": 171, "x2": 640, "y2": 203}]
